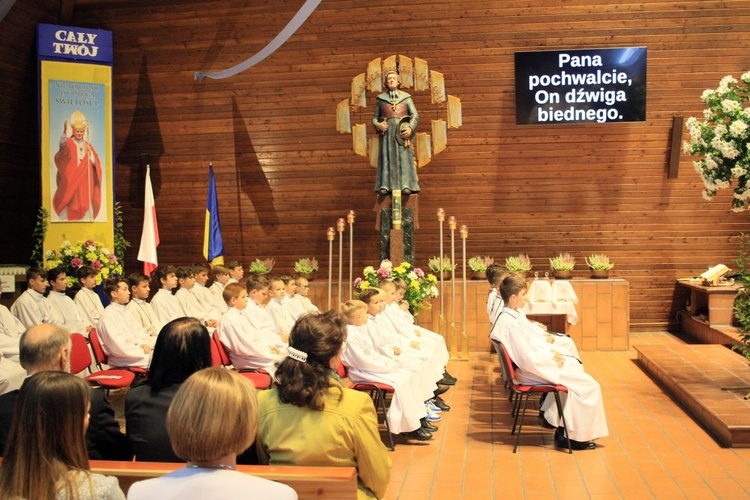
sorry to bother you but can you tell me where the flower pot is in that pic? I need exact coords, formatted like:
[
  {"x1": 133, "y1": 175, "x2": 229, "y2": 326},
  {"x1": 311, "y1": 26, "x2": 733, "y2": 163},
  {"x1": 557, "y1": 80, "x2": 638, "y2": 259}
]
[
  {"x1": 440, "y1": 271, "x2": 452, "y2": 281},
  {"x1": 553, "y1": 270, "x2": 573, "y2": 280},
  {"x1": 297, "y1": 272, "x2": 315, "y2": 281},
  {"x1": 471, "y1": 270, "x2": 486, "y2": 281},
  {"x1": 590, "y1": 269, "x2": 610, "y2": 279}
]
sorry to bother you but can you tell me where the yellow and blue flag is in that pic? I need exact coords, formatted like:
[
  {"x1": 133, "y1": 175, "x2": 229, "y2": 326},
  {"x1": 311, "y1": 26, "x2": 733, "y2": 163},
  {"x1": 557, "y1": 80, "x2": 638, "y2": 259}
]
[{"x1": 203, "y1": 164, "x2": 224, "y2": 265}]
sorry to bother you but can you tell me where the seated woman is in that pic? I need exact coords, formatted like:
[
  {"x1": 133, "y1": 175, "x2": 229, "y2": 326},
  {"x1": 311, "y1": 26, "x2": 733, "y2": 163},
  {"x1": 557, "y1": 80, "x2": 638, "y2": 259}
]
[
  {"x1": 0, "y1": 371, "x2": 125, "y2": 499},
  {"x1": 128, "y1": 367, "x2": 296, "y2": 499},
  {"x1": 125, "y1": 317, "x2": 212, "y2": 461},
  {"x1": 256, "y1": 312, "x2": 392, "y2": 500}
]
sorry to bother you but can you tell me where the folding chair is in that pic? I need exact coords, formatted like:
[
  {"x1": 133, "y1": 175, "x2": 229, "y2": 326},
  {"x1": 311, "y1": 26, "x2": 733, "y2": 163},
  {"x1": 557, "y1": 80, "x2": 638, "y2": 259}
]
[
  {"x1": 211, "y1": 331, "x2": 272, "y2": 390},
  {"x1": 69, "y1": 332, "x2": 135, "y2": 394},
  {"x1": 337, "y1": 362, "x2": 395, "y2": 451},
  {"x1": 498, "y1": 342, "x2": 572, "y2": 454},
  {"x1": 491, "y1": 338, "x2": 513, "y2": 400},
  {"x1": 87, "y1": 328, "x2": 148, "y2": 380}
]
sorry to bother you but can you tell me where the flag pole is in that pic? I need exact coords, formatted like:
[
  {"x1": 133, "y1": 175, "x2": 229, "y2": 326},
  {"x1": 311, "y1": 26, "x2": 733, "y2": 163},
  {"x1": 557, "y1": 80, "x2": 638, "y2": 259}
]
[
  {"x1": 347, "y1": 210, "x2": 355, "y2": 300},
  {"x1": 327, "y1": 227, "x2": 335, "y2": 310}
]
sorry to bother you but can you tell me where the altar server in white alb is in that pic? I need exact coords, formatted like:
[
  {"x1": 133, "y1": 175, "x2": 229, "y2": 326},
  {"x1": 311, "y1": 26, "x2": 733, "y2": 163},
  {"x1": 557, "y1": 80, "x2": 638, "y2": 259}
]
[
  {"x1": 192, "y1": 263, "x2": 226, "y2": 318},
  {"x1": 208, "y1": 265, "x2": 230, "y2": 310},
  {"x1": 11, "y1": 267, "x2": 64, "y2": 329},
  {"x1": 174, "y1": 267, "x2": 218, "y2": 329},
  {"x1": 265, "y1": 277, "x2": 297, "y2": 335},
  {"x1": 340, "y1": 300, "x2": 433, "y2": 441},
  {"x1": 74, "y1": 266, "x2": 105, "y2": 327},
  {"x1": 486, "y1": 264, "x2": 507, "y2": 324},
  {"x1": 149, "y1": 265, "x2": 183, "y2": 326},
  {"x1": 491, "y1": 273, "x2": 608, "y2": 450},
  {"x1": 0, "y1": 279, "x2": 25, "y2": 362},
  {"x1": 126, "y1": 272, "x2": 162, "y2": 338},
  {"x1": 243, "y1": 276, "x2": 288, "y2": 348},
  {"x1": 96, "y1": 277, "x2": 154, "y2": 369},
  {"x1": 46, "y1": 268, "x2": 89, "y2": 334},
  {"x1": 218, "y1": 283, "x2": 285, "y2": 376},
  {"x1": 292, "y1": 276, "x2": 319, "y2": 317}
]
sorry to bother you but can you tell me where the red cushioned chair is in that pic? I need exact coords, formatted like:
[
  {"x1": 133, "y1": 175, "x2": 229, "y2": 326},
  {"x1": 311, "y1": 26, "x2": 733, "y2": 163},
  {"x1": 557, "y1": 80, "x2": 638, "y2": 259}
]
[
  {"x1": 498, "y1": 342, "x2": 572, "y2": 454},
  {"x1": 88, "y1": 328, "x2": 148, "y2": 378},
  {"x1": 336, "y1": 362, "x2": 395, "y2": 451},
  {"x1": 211, "y1": 331, "x2": 272, "y2": 390},
  {"x1": 69, "y1": 332, "x2": 135, "y2": 394}
]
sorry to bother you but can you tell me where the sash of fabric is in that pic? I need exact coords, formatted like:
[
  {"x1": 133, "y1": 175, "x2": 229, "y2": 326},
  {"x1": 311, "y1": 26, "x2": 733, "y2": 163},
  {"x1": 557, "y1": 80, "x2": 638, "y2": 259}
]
[{"x1": 194, "y1": 0, "x2": 322, "y2": 82}]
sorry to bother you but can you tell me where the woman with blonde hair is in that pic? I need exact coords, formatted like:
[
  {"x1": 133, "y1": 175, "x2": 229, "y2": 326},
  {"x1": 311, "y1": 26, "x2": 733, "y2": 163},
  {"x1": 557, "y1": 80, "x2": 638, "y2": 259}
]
[
  {"x1": 127, "y1": 367, "x2": 296, "y2": 499},
  {"x1": 257, "y1": 311, "x2": 392, "y2": 500},
  {"x1": 0, "y1": 371, "x2": 124, "y2": 499}
]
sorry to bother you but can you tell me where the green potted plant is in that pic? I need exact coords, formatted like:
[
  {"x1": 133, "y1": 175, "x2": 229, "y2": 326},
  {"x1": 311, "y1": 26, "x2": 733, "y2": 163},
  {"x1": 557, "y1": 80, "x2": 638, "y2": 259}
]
[
  {"x1": 468, "y1": 256, "x2": 494, "y2": 280},
  {"x1": 505, "y1": 254, "x2": 532, "y2": 275},
  {"x1": 248, "y1": 258, "x2": 275, "y2": 276},
  {"x1": 585, "y1": 254, "x2": 614, "y2": 279},
  {"x1": 733, "y1": 234, "x2": 750, "y2": 364},
  {"x1": 294, "y1": 257, "x2": 319, "y2": 280},
  {"x1": 428, "y1": 256, "x2": 455, "y2": 280},
  {"x1": 549, "y1": 252, "x2": 576, "y2": 279}
]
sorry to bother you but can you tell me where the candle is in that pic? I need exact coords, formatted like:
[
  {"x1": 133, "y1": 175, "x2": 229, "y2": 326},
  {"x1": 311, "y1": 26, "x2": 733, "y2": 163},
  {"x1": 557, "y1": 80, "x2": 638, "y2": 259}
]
[
  {"x1": 347, "y1": 210, "x2": 356, "y2": 224},
  {"x1": 460, "y1": 225, "x2": 468, "y2": 238},
  {"x1": 326, "y1": 227, "x2": 335, "y2": 240},
  {"x1": 337, "y1": 218, "x2": 345, "y2": 232},
  {"x1": 448, "y1": 216, "x2": 457, "y2": 230},
  {"x1": 437, "y1": 208, "x2": 445, "y2": 222},
  {"x1": 392, "y1": 190, "x2": 402, "y2": 229}
]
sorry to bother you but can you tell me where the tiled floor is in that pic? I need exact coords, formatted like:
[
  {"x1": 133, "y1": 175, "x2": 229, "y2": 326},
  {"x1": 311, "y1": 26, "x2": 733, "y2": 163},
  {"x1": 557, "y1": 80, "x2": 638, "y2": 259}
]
[
  {"x1": 110, "y1": 330, "x2": 750, "y2": 499},
  {"x1": 381, "y1": 331, "x2": 750, "y2": 499}
]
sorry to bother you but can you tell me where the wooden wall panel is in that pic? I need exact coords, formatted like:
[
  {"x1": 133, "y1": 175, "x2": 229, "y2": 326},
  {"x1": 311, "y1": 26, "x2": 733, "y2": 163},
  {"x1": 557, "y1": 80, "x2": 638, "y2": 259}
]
[{"x1": 2, "y1": 0, "x2": 750, "y2": 332}]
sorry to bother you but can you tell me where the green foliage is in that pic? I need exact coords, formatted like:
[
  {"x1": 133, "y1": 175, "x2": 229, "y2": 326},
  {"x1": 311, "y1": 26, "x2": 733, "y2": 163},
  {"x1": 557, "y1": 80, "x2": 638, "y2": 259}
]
[
  {"x1": 549, "y1": 252, "x2": 576, "y2": 271},
  {"x1": 294, "y1": 258, "x2": 319, "y2": 274},
  {"x1": 30, "y1": 207, "x2": 50, "y2": 266},
  {"x1": 249, "y1": 258, "x2": 275, "y2": 274},
  {"x1": 427, "y1": 256, "x2": 455, "y2": 273},
  {"x1": 113, "y1": 202, "x2": 131, "y2": 268},
  {"x1": 733, "y1": 234, "x2": 750, "y2": 361},
  {"x1": 505, "y1": 254, "x2": 532, "y2": 272},
  {"x1": 468, "y1": 256, "x2": 494, "y2": 272},
  {"x1": 585, "y1": 254, "x2": 614, "y2": 271}
]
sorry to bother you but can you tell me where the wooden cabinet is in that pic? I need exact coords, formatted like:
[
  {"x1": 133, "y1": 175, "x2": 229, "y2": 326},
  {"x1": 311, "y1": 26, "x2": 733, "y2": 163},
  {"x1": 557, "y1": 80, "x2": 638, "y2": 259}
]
[{"x1": 676, "y1": 280, "x2": 741, "y2": 345}]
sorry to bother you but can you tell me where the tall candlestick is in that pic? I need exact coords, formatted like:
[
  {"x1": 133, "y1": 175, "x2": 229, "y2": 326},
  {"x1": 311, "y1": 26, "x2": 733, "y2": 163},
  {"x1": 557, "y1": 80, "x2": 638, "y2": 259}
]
[
  {"x1": 460, "y1": 224, "x2": 468, "y2": 360},
  {"x1": 437, "y1": 208, "x2": 445, "y2": 337},
  {"x1": 449, "y1": 216, "x2": 457, "y2": 359},
  {"x1": 327, "y1": 227, "x2": 335, "y2": 310},
  {"x1": 347, "y1": 210, "x2": 355, "y2": 300},
  {"x1": 337, "y1": 218, "x2": 345, "y2": 309}
]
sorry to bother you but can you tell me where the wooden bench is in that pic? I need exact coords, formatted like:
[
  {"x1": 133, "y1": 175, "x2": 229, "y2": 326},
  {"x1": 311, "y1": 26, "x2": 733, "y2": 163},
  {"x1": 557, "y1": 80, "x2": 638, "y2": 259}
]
[{"x1": 90, "y1": 460, "x2": 358, "y2": 499}]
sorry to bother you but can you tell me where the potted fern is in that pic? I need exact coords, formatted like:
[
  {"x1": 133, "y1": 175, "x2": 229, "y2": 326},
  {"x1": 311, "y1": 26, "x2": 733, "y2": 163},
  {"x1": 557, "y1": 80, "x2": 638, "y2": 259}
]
[
  {"x1": 585, "y1": 254, "x2": 614, "y2": 279},
  {"x1": 294, "y1": 257, "x2": 319, "y2": 281},
  {"x1": 468, "y1": 256, "x2": 494, "y2": 280},
  {"x1": 428, "y1": 256, "x2": 455, "y2": 281},
  {"x1": 549, "y1": 252, "x2": 576, "y2": 279},
  {"x1": 505, "y1": 254, "x2": 532, "y2": 276}
]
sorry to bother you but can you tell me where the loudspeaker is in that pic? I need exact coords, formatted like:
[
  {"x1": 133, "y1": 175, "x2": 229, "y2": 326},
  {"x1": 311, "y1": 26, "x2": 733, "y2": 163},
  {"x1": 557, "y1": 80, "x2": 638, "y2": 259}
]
[{"x1": 667, "y1": 116, "x2": 683, "y2": 179}]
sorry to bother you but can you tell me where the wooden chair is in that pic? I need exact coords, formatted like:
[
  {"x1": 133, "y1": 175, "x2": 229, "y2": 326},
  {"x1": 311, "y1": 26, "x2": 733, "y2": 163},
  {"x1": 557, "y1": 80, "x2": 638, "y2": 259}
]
[
  {"x1": 69, "y1": 332, "x2": 135, "y2": 393},
  {"x1": 211, "y1": 331, "x2": 272, "y2": 390},
  {"x1": 498, "y1": 342, "x2": 572, "y2": 454},
  {"x1": 336, "y1": 362, "x2": 395, "y2": 451}
]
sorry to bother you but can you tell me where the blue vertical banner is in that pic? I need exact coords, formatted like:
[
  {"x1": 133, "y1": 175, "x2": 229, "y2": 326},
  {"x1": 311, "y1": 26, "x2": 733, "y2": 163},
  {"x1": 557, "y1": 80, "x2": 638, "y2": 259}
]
[
  {"x1": 38, "y1": 23, "x2": 115, "y2": 253},
  {"x1": 203, "y1": 164, "x2": 225, "y2": 266}
]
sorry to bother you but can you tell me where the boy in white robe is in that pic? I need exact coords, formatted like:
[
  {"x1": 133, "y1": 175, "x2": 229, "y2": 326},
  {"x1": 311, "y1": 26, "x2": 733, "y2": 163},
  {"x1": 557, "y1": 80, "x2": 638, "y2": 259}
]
[
  {"x1": 126, "y1": 272, "x2": 162, "y2": 338},
  {"x1": 192, "y1": 263, "x2": 226, "y2": 318},
  {"x1": 293, "y1": 277, "x2": 319, "y2": 316},
  {"x1": 149, "y1": 266, "x2": 183, "y2": 326},
  {"x1": 490, "y1": 273, "x2": 608, "y2": 449},
  {"x1": 174, "y1": 266, "x2": 218, "y2": 328},
  {"x1": 47, "y1": 268, "x2": 89, "y2": 334},
  {"x1": 96, "y1": 278, "x2": 153, "y2": 369},
  {"x1": 243, "y1": 276, "x2": 287, "y2": 348},
  {"x1": 226, "y1": 261, "x2": 244, "y2": 285},
  {"x1": 11, "y1": 267, "x2": 64, "y2": 329},
  {"x1": 281, "y1": 275, "x2": 305, "y2": 320},
  {"x1": 218, "y1": 283, "x2": 284, "y2": 376},
  {"x1": 266, "y1": 277, "x2": 296, "y2": 335},
  {"x1": 74, "y1": 266, "x2": 105, "y2": 327},
  {"x1": 341, "y1": 300, "x2": 432, "y2": 439},
  {"x1": 0, "y1": 280, "x2": 24, "y2": 361},
  {"x1": 208, "y1": 265, "x2": 230, "y2": 309},
  {"x1": 486, "y1": 264, "x2": 507, "y2": 325}
]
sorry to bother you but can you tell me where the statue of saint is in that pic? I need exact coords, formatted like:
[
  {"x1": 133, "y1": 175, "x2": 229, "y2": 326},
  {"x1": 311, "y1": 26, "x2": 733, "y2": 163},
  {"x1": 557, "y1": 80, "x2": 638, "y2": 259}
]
[{"x1": 372, "y1": 71, "x2": 420, "y2": 195}]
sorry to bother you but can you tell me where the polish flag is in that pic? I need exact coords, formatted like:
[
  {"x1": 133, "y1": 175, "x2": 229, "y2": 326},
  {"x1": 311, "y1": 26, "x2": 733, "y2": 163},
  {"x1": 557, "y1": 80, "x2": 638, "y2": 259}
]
[{"x1": 137, "y1": 166, "x2": 159, "y2": 276}]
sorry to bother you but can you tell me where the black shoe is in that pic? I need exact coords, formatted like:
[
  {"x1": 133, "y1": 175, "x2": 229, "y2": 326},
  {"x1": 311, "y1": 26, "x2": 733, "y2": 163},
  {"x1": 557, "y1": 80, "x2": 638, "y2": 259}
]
[
  {"x1": 538, "y1": 411, "x2": 555, "y2": 429},
  {"x1": 431, "y1": 396, "x2": 451, "y2": 411},
  {"x1": 443, "y1": 370, "x2": 457, "y2": 382},
  {"x1": 437, "y1": 376, "x2": 456, "y2": 386},
  {"x1": 420, "y1": 418, "x2": 438, "y2": 432},
  {"x1": 403, "y1": 428, "x2": 433, "y2": 441},
  {"x1": 570, "y1": 439, "x2": 597, "y2": 450},
  {"x1": 433, "y1": 385, "x2": 449, "y2": 396}
]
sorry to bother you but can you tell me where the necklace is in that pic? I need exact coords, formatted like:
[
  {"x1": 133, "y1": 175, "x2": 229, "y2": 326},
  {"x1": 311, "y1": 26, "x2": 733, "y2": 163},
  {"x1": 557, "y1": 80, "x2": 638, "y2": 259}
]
[{"x1": 187, "y1": 463, "x2": 236, "y2": 471}]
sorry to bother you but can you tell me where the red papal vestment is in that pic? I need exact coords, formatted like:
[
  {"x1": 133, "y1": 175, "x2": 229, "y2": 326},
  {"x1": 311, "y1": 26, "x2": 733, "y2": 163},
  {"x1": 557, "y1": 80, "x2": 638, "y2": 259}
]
[{"x1": 53, "y1": 137, "x2": 102, "y2": 221}]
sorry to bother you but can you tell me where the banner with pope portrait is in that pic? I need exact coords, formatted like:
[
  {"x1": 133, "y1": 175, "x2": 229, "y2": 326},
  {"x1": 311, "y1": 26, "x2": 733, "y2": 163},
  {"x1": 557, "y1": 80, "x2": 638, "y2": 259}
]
[{"x1": 37, "y1": 24, "x2": 114, "y2": 252}]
